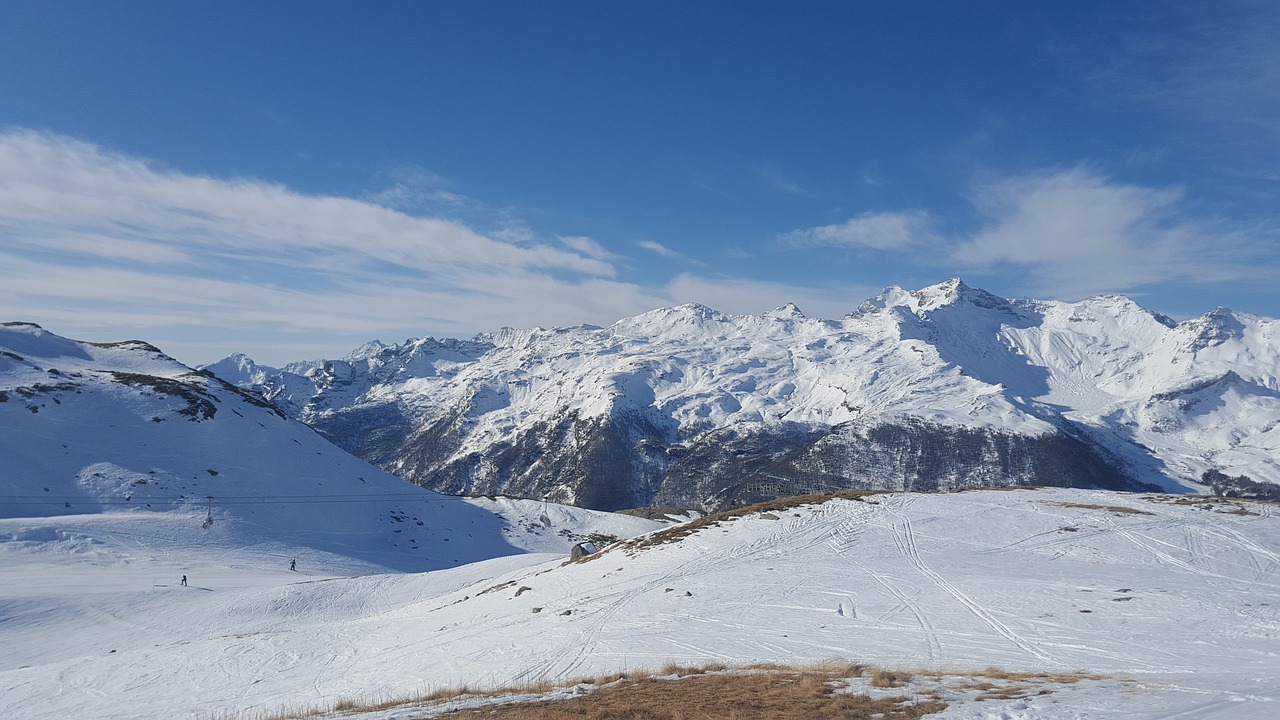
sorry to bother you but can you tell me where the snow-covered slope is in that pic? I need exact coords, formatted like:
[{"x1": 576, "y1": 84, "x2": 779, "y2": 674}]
[
  {"x1": 211, "y1": 280, "x2": 1280, "y2": 510},
  {"x1": 0, "y1": 322, "x2": 661, "y2": 571},
  {"x1": 2, "y1": 486, "x2": 1275, "y2": 719}
]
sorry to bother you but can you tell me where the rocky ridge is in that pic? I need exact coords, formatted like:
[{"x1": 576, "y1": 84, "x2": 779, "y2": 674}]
[{"x1": 205, "y1": 280, "x2": 1280, "y2": 511}]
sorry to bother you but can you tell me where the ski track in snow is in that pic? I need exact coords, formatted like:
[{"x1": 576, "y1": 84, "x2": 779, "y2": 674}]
[
  {"x1": 889, "y1": 508, "x2": 1058, "y2": 665},
  {"x1": 1, "y1": 488, "x2": 1278, "y2": 719}
]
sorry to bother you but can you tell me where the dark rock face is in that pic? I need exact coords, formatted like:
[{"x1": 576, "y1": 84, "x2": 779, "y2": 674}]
[
  {"x1": 309, "y1": 401, "x2": 412, "y2": 466},
  {"x1": 309, "y1": 399, "x2": 1153, "y2": 511},
  {"x1": 382, "y1": 408, "x2": 672, "y2": 511},
  {"x1": 655, "y1": 419, "x2": 1154, "y2": 512},
  {"x1": 1202, "y1": 469, "x2": 1280, "y2": 502}
]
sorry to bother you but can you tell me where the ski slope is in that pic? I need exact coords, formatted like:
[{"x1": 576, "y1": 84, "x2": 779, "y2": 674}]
[{"x1": 1, "y1": 487, "x2": 1275, "y2": 719}]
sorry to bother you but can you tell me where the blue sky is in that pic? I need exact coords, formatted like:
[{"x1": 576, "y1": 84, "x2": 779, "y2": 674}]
[{"x1": 2, "y1": 1, "x2": 1277, "y2": 366}]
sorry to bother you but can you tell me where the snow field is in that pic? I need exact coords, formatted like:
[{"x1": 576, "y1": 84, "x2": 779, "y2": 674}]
[{"x1": 1, "y1": 487, "x2": 1275, "y2": 719}]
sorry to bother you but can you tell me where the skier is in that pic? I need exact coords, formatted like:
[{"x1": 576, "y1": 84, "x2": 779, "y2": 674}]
[
  {"x1": 180, "y1": 575, "x2": 187, "y2": 586},
  {"x1": 290, "y1": 559, "x2": 296, "y2": 571}
]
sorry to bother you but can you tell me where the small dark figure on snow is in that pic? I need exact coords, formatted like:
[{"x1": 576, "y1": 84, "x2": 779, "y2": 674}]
[
  {"x1": 290, "y1": 559, "x2": 296, "y2": 571},
  {"x1": 180, "y1": 575, "x2": 187, "y2": 586}
]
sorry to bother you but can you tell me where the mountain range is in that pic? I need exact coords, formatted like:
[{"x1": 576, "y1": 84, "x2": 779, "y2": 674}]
[
  {"x1": 3, "y1": 298, "x2": 1278, "y2": 719},
  {"x1": 0, "y1": 321, "x2": 658, "y2": 568},
  {"x1": 204, "y1": 279, "x2": 1280, "y2": 511}
]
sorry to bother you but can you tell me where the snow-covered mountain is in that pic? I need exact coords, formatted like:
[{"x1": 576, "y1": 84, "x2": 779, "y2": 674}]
[
  {"x1": 208, "y1": 280, "x2": 1280, "y2": 511},
  {"x1": 0, "y1": 322, "x2": 660, "y2": 570},
  {"x1": 4, "y1": 322, "x2": 1277, "y2": 718}
]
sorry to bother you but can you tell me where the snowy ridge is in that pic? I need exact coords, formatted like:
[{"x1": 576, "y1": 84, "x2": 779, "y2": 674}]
[
  {"x1": 0, "y1": 322, "x2": 662, "y2": 570},
  {"x1": 211, "y1": 280, "x2": 1280, "y2": 508}
]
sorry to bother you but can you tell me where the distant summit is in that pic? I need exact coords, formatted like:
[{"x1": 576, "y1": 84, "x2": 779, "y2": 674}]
[{"x1": 198, "y1": 279, "x2": 1280, "y2": 511}]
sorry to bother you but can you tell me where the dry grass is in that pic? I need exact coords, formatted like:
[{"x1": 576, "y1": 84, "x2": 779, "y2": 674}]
[
  {"x1": 443, "y1": 669, "x2": 946, "y2": 720},
  {"x1": 258, "y1": 661, "x2": 1109, "y2": 720},
  {"x1": 926, "y1": 667, "x2": 1106, "y2": 703},
  {"x1": 580, "y1": 490, "x2": 894, "y2": 563},
  {"x1": 869, "y1": 668, "x2": 913, "y2": 687},
  {"x1": 616, "y1": 507, "x2": 702, "y2": 522},
  {"x1": 1052, "y1": 502, "x2": 1154, "y2": 516},
  {"x1": 958, "y1": 667, "x2": 1105, "y2": 684},
  {"x1": 580, "y1": 486, "x2": 1051, "y2": 565},
  {"x1": 1142, "y1": 494, "x2": 1265, "y2": 515}
]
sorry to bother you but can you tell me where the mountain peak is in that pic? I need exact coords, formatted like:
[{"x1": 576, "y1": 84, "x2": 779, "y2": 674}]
[
  {"x1": 1181, "y1": 306, "x2": 1247, "y2": 350},
  {"x1": 857, "y1": 278, "x2": 1012, "y2": 317},
  {"x1": 908, "y1": 277, "x2": 968, "y2": 311},
  {"x1": 765, "y1": 302, "x2": 806, "y2": 320},
  {"x1": 201, "y1": 353, "x2": 277, "y2": 385},
  {"x1": 345, "y1": 339, "x2": 390, "y2": 362}
]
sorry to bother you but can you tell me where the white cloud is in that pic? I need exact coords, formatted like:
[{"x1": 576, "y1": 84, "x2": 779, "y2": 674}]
[
  {"x1": 558, "y1": 235, "x2": 615, "y2": 262},
  {"x1": 0, "y1": 130, "x2": 653, "y2": 364},
  {"x1": 0, "y1": 131, "x2": 616, "y2": 278},
  {"x1": 952, "y1": 166, "x2": 1268, "y2": 297},
  {"x1": 636, "y1": 240, "x2": 680, "y2": 258},
  {"x1": 362, "y1": 164, "x2": 467, "y2": 213},
  {"x1": 1, "y1": 130, "x2": 880, "y2": 366},
  {"x1": 779, "y1": 211, "x2": 934, "y2": 251}
]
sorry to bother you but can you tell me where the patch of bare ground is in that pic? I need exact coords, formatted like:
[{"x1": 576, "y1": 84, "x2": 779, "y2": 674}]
[
  {"x1": 575, "y1": 486, "x2": 1048, "y2": 564},
  {"x1": 912, "y1": 667, "x2": 1109, "y2": 703},
  {"x1": 260, "y1": 662, "x2": 1108, "y2": 720},
  {"x1": 577, "y1": 490, "x2": 895, "y2": 563},
  {"x1": 440, "y1": 668, "x2": 945, "y2": 720},
  {"x1": 1051, "y1": 502, "x2": 1154, "y2": 516},
  {"x1": 1141, "y1": 494, "x2": 1266, "y2": 516},
  {"x1": 615, "y1": 507, "x2": 702, "y2": 522}
]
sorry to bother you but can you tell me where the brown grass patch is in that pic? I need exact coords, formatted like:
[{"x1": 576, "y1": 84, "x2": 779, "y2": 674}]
[
  {"x1": 869, "y1": 668, "x2": 913, "y2": 687},
  {"x1": 444, "y1": 670, "x2": 946, "y2": 720},
  {"x1": 914, "y1": 668, "x2": 1107, "y2": 704},
  {"x1": 260, "y1": 662, "x2": 1109, "y2": 720},
  {"x1": 577, "y1": 490, "x2": 894, "y2": 563},
  {"x1": 1142, "y1": 494, "x2": 1265, "y2": 515},
  {"x1": 477, "y1": 580, "x2": 518, "y2": 596},
  {"x1": 578, "y1": 486, "x2": 1052, "y2": 565},
  {"x1": 963, "y1": 668, "x2": 1103, "y2": 683},
  {"x1": 616, "y1": 507, "x2": 702, "y2": 522},
  {"x1": 1052, "y1": 502, "x2": 1154, "y2": 516}
]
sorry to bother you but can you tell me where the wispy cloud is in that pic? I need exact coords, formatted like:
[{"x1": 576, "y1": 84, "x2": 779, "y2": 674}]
[
  {"x1": 753, "y1": 163, "x2": 813, "y2": 197},
  {"x1": 0, "y1": 130, "x2": 874, "y2": 365},
  {"x1": 779, "y1": 211, "x2": 935, "y2": 251},
  {"x1": 636, "y1": 240, "x2": 681, "y2": 258},
  {"x1": 0, "y1": 130, "x2": 651, "y2": 363},
  {"x1": 1087, "y1": 3, "x2": 1280, "y2": 180},
  {"x1": 362, "y1": 165, "x2": 469, "y2": 213},
  {"x1": 951, "y1": 166, "x2": 1272, "y2": 298},
  {"x1": 559, "y1": 235, "x2": 615, "y2": 261}
]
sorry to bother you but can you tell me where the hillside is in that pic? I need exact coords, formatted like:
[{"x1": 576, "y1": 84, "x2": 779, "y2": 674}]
[
  {"x1": 0, "y1": 322, "x2": 660, "y2": 571},
  {"x1": 1, "y1": 486, "x2": 1275, "y2": 719},
  {"x1": 209, "y1": 279, "x2": 1280, "y2": 510}
]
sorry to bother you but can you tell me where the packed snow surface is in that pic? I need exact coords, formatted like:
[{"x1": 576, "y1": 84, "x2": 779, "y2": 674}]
[{"x1": 1, "y1": 488, "x2": 1276, "y2": 719}]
